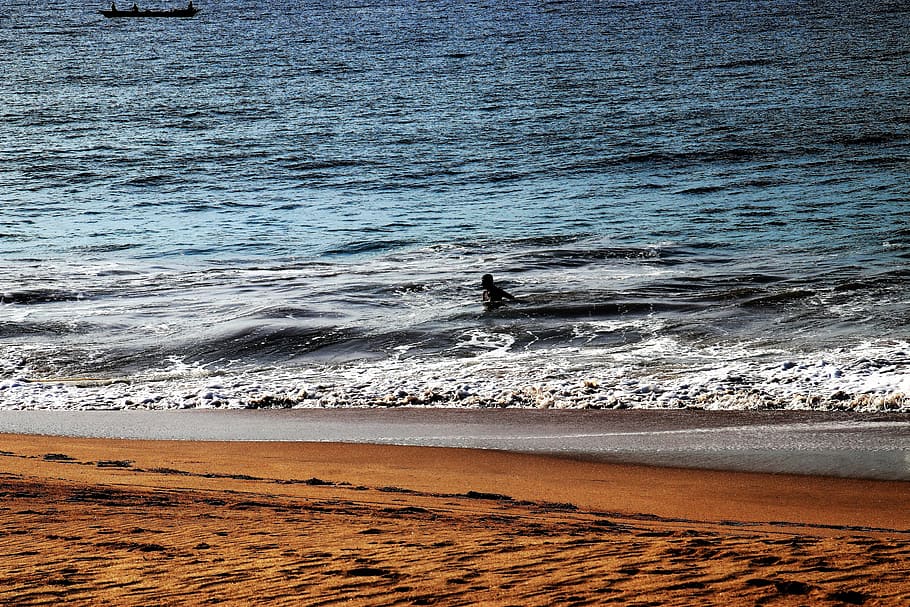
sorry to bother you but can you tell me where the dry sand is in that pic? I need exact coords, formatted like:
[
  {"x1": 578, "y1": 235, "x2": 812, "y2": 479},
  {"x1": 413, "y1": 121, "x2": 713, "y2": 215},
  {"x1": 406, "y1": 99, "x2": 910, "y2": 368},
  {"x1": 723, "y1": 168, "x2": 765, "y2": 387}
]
[{"x1": 0, "y1": 433, "x2": 907, "y2": 606}]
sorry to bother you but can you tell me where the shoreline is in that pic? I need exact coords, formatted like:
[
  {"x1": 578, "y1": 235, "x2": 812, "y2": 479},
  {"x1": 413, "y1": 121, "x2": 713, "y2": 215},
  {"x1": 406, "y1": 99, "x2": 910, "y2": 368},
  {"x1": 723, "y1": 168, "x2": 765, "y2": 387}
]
[
  {"x1": 0, "y1": 433, "x2": 908, "y2": 605},
  {"x1": 1, "y1": 408, "x2": 908, "y2": 479}
]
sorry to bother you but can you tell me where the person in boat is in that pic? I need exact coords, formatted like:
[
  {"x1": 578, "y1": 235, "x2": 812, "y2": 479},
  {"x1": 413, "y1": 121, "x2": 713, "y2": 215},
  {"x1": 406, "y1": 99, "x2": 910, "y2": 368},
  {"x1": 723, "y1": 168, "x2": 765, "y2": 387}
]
[
  {"x1": 481, "y1": 273, "x2": 516, "y2": 307},
  {"x1": 132, "y1": 2, "x2": 138, "y2": 11},
  {"x1": 110, "y1": 1, "x2": 116, "y2": 11},
  {"x1": 187, "y1": 0, "x2": 193, "y2": 9}
]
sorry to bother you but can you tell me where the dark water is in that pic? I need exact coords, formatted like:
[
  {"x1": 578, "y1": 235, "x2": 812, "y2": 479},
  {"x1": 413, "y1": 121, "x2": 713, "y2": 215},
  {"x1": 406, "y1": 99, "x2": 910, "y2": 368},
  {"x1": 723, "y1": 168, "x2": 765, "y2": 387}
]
[{"x1": 1, "y1": 0, "x2": 909, "y2": 410}]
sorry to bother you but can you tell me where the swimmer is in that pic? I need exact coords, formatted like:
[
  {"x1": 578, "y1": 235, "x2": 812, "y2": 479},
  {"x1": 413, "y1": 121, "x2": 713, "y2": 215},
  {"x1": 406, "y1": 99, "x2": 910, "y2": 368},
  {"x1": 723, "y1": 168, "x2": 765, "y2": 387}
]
[{"x1": 481, "y1": 273, "x2": 516, "y2": 307}]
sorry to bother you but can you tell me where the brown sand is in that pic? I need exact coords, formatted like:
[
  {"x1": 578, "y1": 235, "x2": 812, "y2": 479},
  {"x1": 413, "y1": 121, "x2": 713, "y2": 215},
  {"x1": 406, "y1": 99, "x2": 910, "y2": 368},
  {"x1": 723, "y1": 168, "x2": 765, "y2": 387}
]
[{"x1": 0, "y1": 433, "x2": 907, "y2": 606}]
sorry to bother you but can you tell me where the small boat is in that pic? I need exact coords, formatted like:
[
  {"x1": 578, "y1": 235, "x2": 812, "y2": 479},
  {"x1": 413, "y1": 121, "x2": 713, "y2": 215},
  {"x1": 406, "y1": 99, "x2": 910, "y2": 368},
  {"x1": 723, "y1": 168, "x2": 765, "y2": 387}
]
[{"x1": 100, "y1": 6, "x2": 199, "y2": 17}]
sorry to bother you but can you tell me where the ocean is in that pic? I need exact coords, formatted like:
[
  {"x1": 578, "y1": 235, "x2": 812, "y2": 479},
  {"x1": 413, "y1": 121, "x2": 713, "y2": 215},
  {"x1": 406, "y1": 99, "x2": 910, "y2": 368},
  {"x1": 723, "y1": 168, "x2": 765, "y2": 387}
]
[{"x1": 1, "y1": 0, "x2": 909, "y2": 411}]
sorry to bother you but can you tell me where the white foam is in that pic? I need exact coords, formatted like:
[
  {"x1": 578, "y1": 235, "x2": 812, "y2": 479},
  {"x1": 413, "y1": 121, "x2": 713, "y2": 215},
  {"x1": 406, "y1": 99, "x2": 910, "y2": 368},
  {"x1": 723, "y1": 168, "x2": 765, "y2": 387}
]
[{"x1": 2, "y1": 335, "x2": 909, "y2": 413}]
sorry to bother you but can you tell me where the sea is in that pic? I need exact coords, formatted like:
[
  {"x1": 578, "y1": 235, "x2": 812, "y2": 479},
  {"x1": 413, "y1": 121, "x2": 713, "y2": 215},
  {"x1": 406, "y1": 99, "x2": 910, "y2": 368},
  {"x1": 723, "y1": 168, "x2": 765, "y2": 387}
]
[{"x1": 1, "y1": 0, "x2": 909, "y2": 412}]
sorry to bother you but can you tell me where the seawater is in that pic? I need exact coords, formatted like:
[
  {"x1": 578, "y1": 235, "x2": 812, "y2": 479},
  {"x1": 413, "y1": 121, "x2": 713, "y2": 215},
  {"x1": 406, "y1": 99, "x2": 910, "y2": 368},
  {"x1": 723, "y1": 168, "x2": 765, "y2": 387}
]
[{"x1": 1, "y1": 0, "x2": 909, "y2": 411}]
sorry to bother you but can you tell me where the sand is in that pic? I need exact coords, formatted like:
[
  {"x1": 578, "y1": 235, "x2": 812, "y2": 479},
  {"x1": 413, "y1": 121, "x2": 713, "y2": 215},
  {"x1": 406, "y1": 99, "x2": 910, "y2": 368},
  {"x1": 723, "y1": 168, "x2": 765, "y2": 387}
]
[{"x1": 0, "y1": 433, "x2": 907, "y2": 606}]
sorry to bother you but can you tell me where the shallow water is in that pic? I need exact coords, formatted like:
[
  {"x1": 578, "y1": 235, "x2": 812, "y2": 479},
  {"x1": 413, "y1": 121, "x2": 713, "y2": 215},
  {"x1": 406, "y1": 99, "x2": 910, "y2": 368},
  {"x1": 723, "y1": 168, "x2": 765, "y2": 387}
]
[{"x1": 1, "y1": 0, "x2": 909, "y2": 411}]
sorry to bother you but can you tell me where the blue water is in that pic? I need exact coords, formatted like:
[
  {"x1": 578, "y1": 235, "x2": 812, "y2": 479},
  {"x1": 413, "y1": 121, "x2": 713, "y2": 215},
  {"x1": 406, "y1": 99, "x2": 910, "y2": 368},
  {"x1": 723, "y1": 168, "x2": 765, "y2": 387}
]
[{"x1": 1, "y1": 0, "x2": 909, "y2": 410}]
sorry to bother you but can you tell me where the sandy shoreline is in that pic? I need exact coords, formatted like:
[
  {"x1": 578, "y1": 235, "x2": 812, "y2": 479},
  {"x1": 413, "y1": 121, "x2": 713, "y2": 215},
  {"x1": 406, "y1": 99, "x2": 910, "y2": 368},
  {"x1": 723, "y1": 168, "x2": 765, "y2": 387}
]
[
  {"x1": 2, "y1": 408, "x2": 909, "y2": 479},
  {"x1": 1, "y1": 433, "x2": 908, "y2": 605}
]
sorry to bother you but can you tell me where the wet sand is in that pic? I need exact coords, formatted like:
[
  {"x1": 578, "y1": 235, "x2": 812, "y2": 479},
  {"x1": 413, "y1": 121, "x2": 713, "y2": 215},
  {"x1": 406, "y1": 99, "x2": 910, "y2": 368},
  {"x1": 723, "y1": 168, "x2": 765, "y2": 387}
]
[
  {"x1": 1, "y1": 433, "x2": 908, "y2": 606},
  {"x1": 2, "y1": 408, "x2": 909, "y2": 479}
]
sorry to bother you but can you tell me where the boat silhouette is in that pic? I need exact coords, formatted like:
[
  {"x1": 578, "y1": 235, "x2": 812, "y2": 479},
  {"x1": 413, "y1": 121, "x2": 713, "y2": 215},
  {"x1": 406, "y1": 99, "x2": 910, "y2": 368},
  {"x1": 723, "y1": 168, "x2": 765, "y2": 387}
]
[{"x1": 100, "y1": 5, "x2": 199, "y2": 17}]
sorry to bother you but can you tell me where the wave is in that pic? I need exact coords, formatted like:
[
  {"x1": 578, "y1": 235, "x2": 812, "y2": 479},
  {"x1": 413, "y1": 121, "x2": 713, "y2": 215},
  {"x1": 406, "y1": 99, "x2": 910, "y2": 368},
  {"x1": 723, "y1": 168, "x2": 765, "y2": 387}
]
[
  {"x1": 0, "y1": 288, "x2": 87, "y2": 305},
  {"x1": 480, "y1": 301, "x2": 706, "y2": 320},
  {"x1": 838, "y1": 132, "x2": 907, "y2": 147},
  {"x1": 323, "y1": 239, "x2": 419, "y2": 256},
  {"x1": 738, "y1": 289, "x2": 816, "y2": 308},
  {"x1": 183, "y1": 324, "x2": 367, "y2": 364},
  {"x1": 1, "y1": 235, "x2": 908, "y2": 412},
  {"x1": 0, "y1": 320, "x2": 95, "y2": 338},
  {"x1": 4, "y1": 335, "x2": 909, "y2": 413},
  {"x1": 707, "y1": 58, "x2": 777, "y2": 70},
  {"x1": 511, "y1": 245, "x2": 665, "y2": 270},
  {"x1": 567, "y1": 145, "x2": 828, "y2": 173}
]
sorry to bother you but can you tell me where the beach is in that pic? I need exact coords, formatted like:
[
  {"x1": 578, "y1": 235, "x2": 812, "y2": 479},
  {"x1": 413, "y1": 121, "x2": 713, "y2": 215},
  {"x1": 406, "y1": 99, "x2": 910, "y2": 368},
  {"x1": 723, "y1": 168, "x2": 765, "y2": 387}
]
[
  {"x1": 1, "y1": 427, "x2": 908, "y2": 606},
  {"x1": 4, "y1": 0, "x2": 910, "y2": 416},
  {"x1": 3, "y1": 0, "x2": 909, "y2": 602}
]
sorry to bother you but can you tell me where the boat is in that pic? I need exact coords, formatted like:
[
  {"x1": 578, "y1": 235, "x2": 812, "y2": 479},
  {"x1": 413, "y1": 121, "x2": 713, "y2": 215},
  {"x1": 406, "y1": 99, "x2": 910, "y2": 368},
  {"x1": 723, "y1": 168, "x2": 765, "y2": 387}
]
[{"x1": 100, "y1": 6, "x2": 199, "y2": 17}]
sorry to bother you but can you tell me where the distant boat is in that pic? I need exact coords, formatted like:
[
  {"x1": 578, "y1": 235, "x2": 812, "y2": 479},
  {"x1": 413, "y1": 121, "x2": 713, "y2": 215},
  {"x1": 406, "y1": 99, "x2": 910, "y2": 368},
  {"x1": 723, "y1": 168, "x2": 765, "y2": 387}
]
[{"x1": 100, "y1": 6, "x2": 199, "y2": 17}]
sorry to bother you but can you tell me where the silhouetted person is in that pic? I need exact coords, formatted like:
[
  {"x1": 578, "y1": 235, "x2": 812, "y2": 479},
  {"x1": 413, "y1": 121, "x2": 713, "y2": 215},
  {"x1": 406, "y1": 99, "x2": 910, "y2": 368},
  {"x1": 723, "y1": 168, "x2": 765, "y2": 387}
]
[
  {"x1": 110, "y1": 1, "x2": 117, "y2": 10},
  {"x1": 481, "y1": 273, "x2": 515, "y2": 307},
  {"x1": 187, "y1": 0, "x2": 193, "y2": 9},
  {"x1": 132, "y1": 2, "x2": 138, "y2": 11}
]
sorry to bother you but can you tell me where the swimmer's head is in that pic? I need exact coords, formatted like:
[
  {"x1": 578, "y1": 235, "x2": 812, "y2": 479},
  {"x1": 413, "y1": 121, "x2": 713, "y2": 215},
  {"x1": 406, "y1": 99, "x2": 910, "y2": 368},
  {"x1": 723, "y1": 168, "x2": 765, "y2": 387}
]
[{"x1": 481, "y1": 274, "x2": 494, "y2": 288}]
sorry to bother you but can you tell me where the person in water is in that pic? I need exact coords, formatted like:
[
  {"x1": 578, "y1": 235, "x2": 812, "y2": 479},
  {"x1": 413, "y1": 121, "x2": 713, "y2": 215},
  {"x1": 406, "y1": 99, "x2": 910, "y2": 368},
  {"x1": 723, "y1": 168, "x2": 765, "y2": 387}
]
[{"x1": 481, "y1": 273, "x2": 516, "y2": 306}]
